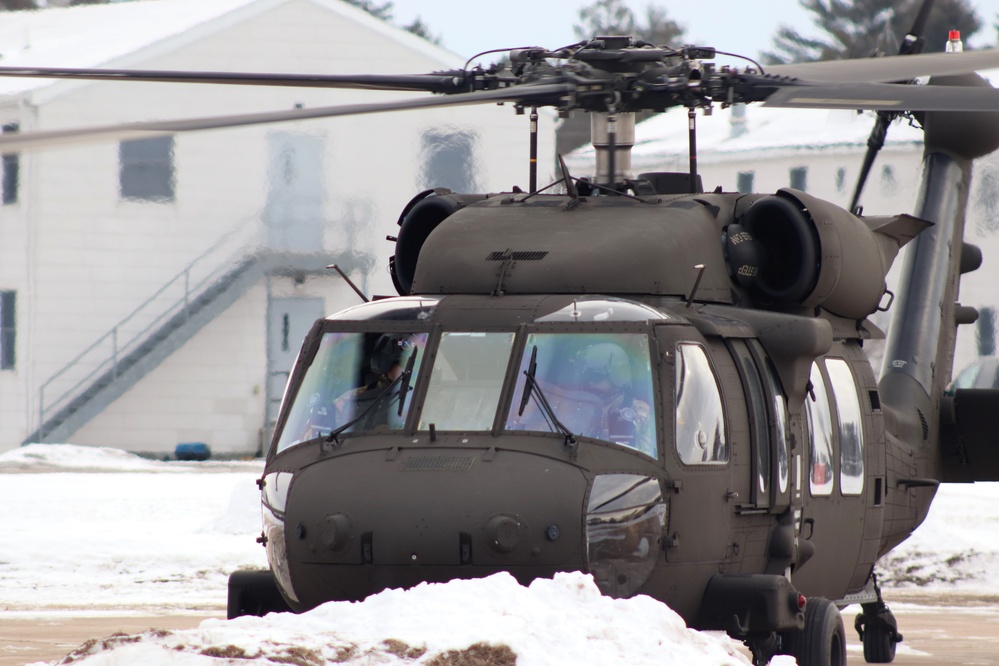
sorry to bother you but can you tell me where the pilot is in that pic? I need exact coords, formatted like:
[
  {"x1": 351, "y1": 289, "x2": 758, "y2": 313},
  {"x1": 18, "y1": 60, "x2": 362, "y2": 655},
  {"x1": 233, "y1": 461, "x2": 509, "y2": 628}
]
[
  {"x1": 579, "y1": 342, "x2": 653, "y2": 455},
  {"x1": 333, "y1": 334, "x2": 407, "y2": 428}
]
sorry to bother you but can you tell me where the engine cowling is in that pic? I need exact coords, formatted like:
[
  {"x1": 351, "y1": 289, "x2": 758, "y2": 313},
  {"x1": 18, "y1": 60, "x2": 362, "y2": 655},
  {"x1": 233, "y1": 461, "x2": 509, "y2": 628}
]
[{"x1": 728, "y1": 189, "x2": 928, "y2": 319}]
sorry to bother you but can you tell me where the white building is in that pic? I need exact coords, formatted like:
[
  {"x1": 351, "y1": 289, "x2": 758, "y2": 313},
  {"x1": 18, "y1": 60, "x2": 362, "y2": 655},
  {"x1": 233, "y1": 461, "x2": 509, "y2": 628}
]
[
  {"x1": 567, "y1": 102, "x2": 999, "y2": 377},
  {"x1": 0, "y1": 0, "x2": 555, "y2": 455}
]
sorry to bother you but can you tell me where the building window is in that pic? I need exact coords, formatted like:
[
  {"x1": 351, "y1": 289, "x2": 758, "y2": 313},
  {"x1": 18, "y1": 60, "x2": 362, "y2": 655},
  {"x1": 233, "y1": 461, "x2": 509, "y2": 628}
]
[
  {"x1": 979, "y1": 307, "x2": 996, "y2": 357},
  {"x1": 880, "y1": 164, "x2": 897, "y2": 196},
  {"x1": 120, "y1": 136, "x2": 175, "y2": 202},
  {"x1": 0, "y1": 290, "x2": 14, "y2": 370},
  {"x1": 2, "y1": 123, "x2": 19, "y2": 205},
  {"x1": 736, "y1": 171, "x2": 755, "y2": 193},
  {"x1": 420, "y1": 128, "x2": 478, "y2": 193},
  {"x1": 835, "y1": 167, "x2": 846, "y2": 193},
  {"x1": 789, "y1": 166, "x2": 808, "y2": 192}
]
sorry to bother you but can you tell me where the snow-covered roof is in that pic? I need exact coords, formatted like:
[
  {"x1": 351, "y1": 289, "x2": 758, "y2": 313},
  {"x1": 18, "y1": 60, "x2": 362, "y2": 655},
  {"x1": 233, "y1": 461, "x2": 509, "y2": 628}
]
[
  {"x1": 567, "y1": 103, "x2": 927, "y2": 172},
  {"x1": 569, "y1": 68, "x2": 999, "y2": 168},
  {"x1": 0, "y1": 0, "x2": 466, "y2": 98}
]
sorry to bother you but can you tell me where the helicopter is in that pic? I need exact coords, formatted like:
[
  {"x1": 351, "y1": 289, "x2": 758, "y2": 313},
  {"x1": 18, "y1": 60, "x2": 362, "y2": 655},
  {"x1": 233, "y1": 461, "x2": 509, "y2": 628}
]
[{"x1": 5, "y1": 3, "x2": 999, "y2": 666}]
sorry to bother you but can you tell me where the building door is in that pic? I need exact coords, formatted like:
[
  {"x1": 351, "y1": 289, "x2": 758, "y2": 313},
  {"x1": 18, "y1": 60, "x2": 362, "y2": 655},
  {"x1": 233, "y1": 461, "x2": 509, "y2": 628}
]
[
  {"x1": 265, "y1": 132, "x2": 325, "y2": 252},
  {"x1": 266, "y1": 296, "x2": 325, "y2": 444}
]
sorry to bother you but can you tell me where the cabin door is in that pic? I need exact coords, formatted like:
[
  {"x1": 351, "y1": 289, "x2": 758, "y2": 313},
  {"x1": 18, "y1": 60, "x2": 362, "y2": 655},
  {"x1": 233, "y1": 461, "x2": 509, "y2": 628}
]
[
  {"x1": 654, "y1": 325, "x2": 735, "y2": 566},
  {"x1": 793, "y1": 358, "x2": 869, "y2": 598}
]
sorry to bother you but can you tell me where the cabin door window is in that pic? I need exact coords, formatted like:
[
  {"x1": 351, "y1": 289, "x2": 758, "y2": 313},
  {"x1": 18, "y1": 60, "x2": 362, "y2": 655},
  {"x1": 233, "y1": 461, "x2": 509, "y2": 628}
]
[
  {"x1": 805, "y1": 362, "x2": 835, "y2": 496},
  {"x1": 729, "y1": 340, "x2": 770, "y2": 506},
  {"x1": 826, "y1": 358, "x2": 865, "y2": 496},
  {"x1": 674, "y1": 343, "x2": 728, "y2": 465}
]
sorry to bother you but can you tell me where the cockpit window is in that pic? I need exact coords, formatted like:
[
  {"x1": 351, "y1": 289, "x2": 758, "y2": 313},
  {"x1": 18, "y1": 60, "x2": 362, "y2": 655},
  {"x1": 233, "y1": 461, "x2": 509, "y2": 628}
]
[
  {"x1": 274, "y1": 331, "x2": 428, "y2": 453},
  {"x1": 506, "y1": 332, "x2": 657, "y2": 457},
  {"x1": 419, "y1": 332, "x2": 516, "y2": 431},
  {"x1": 675, "y1": 343, "x2": 728, "y2": 465}
]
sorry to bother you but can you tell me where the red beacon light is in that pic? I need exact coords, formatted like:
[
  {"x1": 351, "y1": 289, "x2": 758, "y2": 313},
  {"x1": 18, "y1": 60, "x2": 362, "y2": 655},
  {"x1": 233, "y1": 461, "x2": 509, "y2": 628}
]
[{"x1": 947, "y1": 30, "x2": 964, "y2": 53}]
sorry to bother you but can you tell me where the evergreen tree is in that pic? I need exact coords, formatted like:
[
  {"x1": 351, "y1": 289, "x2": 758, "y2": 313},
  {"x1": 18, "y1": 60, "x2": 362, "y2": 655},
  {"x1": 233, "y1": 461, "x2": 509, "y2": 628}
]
[
  {"x1": 573, "y1": 0, "x2": 684, "y2": 46},
  {"x1": 765, "y1": 0, "x2": 982, "y2": 64},
  {"x1": 343, "y1": 0, "x2": 394, "y2": 22},
  {"x1": 401, "y1": 16, "x2": 442, "y2": 46},
  {"x1": 0, "y1": 0, "x2": 440, "y2": 45},
  {"x1": 0, "y1": 0, "x2": 39, "y2": 9}
]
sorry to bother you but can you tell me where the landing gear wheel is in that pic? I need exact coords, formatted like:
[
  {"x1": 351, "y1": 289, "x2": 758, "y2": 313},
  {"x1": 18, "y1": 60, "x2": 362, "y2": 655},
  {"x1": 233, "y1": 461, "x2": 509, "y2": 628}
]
[
  {"x1": 862, "y1": 619, "x2": 897, "y2": 663},
  {"x1": 782, "y1": 597, "x2": 846, "y2": 666},
  {"x1": 227, "y1": 569, "x2": 293, "y2": 619},
  {"x1": 855, "y1": 573, "x2": 902, "y2": 663}
]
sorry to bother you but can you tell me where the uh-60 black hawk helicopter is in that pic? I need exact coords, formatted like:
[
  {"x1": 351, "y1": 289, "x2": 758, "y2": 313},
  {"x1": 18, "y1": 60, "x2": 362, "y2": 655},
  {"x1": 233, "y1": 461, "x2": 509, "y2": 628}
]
[{"x1": 8, "y1": 3, "x2": 999, "y2": 664}]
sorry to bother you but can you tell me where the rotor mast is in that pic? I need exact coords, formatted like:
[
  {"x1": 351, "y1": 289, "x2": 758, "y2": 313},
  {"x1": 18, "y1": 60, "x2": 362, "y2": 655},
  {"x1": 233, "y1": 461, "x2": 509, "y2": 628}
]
[{"x1": 590, "y1": 112, "x2": 635, "y2": 187}]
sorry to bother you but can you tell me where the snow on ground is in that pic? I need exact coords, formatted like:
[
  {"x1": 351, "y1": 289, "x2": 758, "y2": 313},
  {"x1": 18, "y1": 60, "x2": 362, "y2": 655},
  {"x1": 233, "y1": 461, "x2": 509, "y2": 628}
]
[{"x1": 3, "y1": 444, "x2": 997, "y2": 665}]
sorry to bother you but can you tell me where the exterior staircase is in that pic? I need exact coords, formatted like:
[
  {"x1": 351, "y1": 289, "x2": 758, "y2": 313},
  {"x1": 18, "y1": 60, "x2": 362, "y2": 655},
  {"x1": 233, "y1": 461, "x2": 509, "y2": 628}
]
[{"x1": 23, "y1": 248, "x2": 346, "y2": 445}]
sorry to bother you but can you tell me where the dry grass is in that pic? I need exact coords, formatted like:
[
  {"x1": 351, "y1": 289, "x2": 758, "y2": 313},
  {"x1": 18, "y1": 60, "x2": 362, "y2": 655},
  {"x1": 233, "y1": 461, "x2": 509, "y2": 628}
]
[
  {"x1": 425, "y1": 642, "x2": 517, "y2": 666},
  {"x1": 200, "y1": 644, "x2": 248, "y2": 658},
  {"x1": 382, "y1": 638, "x2": 428, "y2": 659},
  {"x1": 270, "y1": 645, "x2": 326, "y2": 665}
]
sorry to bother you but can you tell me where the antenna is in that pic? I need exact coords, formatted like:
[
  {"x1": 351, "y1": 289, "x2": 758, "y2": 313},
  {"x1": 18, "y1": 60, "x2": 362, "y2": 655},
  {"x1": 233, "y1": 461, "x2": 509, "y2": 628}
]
[
  {"x1": 686, "y1": 264, "x2": 706, "y2": 308},
  {"x1": 326, "y1": 264, "x2": 369, "y2": 303}
]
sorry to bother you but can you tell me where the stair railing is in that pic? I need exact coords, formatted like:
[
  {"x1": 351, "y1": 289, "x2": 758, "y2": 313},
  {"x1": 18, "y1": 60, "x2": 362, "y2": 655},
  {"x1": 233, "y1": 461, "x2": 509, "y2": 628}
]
[{"x1": 35, "y1": 216, "x2": 264, "y2": 437}]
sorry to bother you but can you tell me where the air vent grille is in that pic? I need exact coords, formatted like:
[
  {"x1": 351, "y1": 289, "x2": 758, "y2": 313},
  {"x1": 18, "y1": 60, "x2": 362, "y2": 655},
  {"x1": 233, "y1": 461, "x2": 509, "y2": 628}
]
[
  {"x1": 401, "y1": 456, "x2": 474, "y2": 472},
  {"x1": 486, "y1": 251, "x2": 549, "y2": 261}
]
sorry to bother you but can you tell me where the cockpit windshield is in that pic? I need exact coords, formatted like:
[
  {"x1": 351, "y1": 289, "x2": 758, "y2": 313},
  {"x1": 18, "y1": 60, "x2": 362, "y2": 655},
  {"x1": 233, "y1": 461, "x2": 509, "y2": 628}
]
[
  {"x1": 273, "y1": 325, "x2": 659, "y2": 459},
  {"x1": 506, "y1": 332, "x2": 658, "y2": 458},
  {"x1": 274, "y1": 331, "x2": 428, "y2": 453}
]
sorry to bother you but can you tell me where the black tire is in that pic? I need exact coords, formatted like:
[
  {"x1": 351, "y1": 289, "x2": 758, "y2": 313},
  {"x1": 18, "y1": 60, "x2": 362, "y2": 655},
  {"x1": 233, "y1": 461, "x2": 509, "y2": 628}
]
[
  {"x1": 783, "y1": 597, "x2": 847, "y2": 666},
  {"x1": 863, "y1": 619, "x2": 897, "y2": 663},
  {"x1": 227, "y1": 569, "x2": 293, "y2": 619}
]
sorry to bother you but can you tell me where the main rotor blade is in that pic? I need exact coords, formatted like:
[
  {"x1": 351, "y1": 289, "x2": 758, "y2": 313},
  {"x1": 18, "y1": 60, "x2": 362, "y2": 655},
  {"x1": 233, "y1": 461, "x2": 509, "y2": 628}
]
[
  {"x1": 0, "y1": 66, "x2": 469, "y2": 94},
  {"x1": 767, "y1": 48, "x2": 999, "y2": 83},
  {"x1": 762, "y1": 81, "x2": 999, "y2": 111},
  {"x1": 0, "y1": 83, "x2": 572, "y2": 152}
]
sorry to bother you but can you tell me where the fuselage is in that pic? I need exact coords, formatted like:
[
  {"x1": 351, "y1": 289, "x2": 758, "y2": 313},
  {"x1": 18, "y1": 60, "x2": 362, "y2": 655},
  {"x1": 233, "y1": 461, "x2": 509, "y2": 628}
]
[{"x1": 261, "y1": 292, "x2": 891, "y2": 626}]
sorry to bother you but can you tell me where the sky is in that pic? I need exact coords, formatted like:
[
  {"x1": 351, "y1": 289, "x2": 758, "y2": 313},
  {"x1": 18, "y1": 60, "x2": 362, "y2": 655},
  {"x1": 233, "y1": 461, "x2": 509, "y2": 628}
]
[
  {"x1": 392, "y1": 0, "x2": 999, "y2": 63},
  {"x1": 4, "y1": 444, "x2": 999, "y2": 664}
]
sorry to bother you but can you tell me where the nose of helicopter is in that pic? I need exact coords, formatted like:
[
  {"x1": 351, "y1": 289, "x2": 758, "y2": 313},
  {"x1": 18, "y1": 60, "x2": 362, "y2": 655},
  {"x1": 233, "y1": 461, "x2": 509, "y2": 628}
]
[{"x1": 280, "y1": 442, "x2": 589, "y2": 608}]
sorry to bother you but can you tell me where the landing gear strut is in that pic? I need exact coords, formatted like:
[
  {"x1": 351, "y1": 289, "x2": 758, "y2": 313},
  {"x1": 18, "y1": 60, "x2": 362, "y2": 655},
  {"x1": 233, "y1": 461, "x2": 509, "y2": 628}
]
[
  {"x1": 743, "y1": 632, "x2": 779, "y2": 666},
  {"x1": 854, "y1": 573, "x2": 902, "y2": 663}
]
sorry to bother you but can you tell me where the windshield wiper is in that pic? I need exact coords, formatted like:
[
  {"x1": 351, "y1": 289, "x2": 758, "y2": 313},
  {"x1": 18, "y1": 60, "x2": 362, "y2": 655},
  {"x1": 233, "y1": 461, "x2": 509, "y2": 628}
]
[
  {"x1": 326, "y1": 367, "x2": 411, "y2": 447},
  {"x1": 519, "y1": 345, "x2": 577, "y2": 453},
  {"x1": 397, "y1": 346, "x2": 419, "y2": 416}
]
